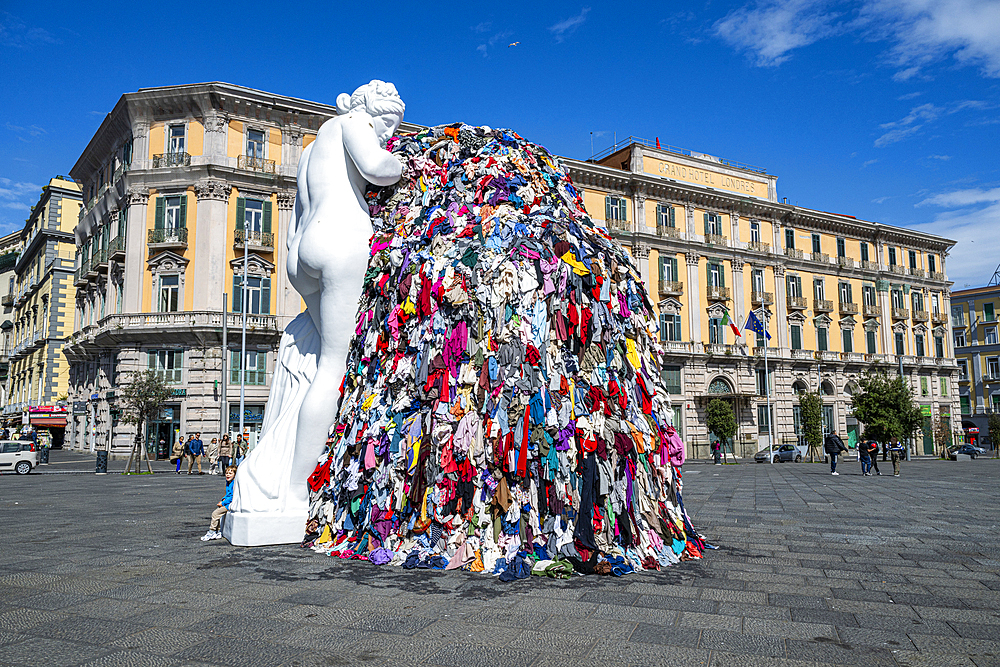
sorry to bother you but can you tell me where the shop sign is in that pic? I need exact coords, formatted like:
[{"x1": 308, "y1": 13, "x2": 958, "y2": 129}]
[
  {"x1": 920, "y1": 405, "x2": 932, "y2": 416},
  {"x1": 90, "y1": 393, "x2": 99, "y2": 400},
  {"x1": 170, "y1": 388, "x2": 187, "y2": 397},
  {"x1": 967, "y1": 426, "x2": 980, "y2": 434},
  {"x1": 230, "y1": 405, "x2": 265, "y2": 423},
  {"x1": 28, "y1": 405, "x2": 67, "y2": 413}
]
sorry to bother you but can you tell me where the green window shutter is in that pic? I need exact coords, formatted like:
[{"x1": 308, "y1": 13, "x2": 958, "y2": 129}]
[
  {"x1": 148, "y1": 352, "x2": 155, "y2": 370},
  {"x1": 118, "y1": 209, "x2": 126, "y2": 238},
  {"x1": 670, "y1": 258, "x2": 678, "y2": 282},
  {"x1": 236, "y1": 197, "x2": 245, "y2": 231},
  {"x1": 791, "y1": 326, "x2": 801, "y2": 350},
  {"x1": 262, "y1": 199, "x2": 272, "y2": 233},
  {"x1": 719, "y1": 265, "x2": 725, "y2": 288},
  {"x1": 179, "y1": 194, "x2": 187, "y2": 228},
  {"x1": 658, "y1": 257, "x2": 665, "y2": 282},
  {"x1": 703, "y1": 212, "x2": 710, "y2": 235},
  {"x1": 232, "y1": 274, "x2": 242, "y2": 313},
  {"x1": 154, "y1": 197, "x2": 165, "y2": 229},
  {"x1": 619, "y1": 199, "x2": 627, "y2": 222},
  {"x1": 669, "y1": 206, "x2": 675, "y2": 227},
  {"x1": 605, "y1": 196, "x2": 611, "y2": 221},
  {"x1": 231, "y1": 350, "x2": 239, "y2": 384},
  {"x1": 261, "y1": 277, "x2": 271, "y2": 315}
]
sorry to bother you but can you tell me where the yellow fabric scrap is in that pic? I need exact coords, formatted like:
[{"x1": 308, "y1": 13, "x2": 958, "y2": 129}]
[
  {"x1": 316, "y1": 524, "x2": 333, "y2": 544},
  {"x1": 560, "y1": 251, "x2": 591, "y2": 276},
  {"x1": 626, "y1": 339, "x2": 641, "y2": 370}
]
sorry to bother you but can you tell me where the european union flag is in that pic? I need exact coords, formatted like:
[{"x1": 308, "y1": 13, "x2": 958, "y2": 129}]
[{"x1": 745, "y1": 310, "x2": 771, "y2": 340}]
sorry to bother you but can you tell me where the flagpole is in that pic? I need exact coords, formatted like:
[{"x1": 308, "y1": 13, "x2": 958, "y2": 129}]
[{"x1": 761, "y1": 307, "x2": 775, "y2": 465}]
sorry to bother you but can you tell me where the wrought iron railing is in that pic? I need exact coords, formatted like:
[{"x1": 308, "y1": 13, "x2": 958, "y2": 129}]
[
  {"x1": 861, "y1": 260, "x2": 880, "y2": 271},
  {"x1": 148, "y1": 227, "x2": 188, "y2": 245},
  {"x1": 788, "y1": 295, "x2": 808, "y2": 309},
  {"x1": 811, "y1": 252, "x2": 829, "y2": 264},
  {"x1": 837, "y1": 256, "x2": 855, "y2": 268},
  {"x1": 892, "y1": 307, "x2": 909, "y2": 320},
  {"x1": 152, "y1": 152, "x2": 191, "y2": 168},
  {"x1": 235, "y1": 229, "x2": 275, "y2": 248},
  {"x1": 656, "y1": 225, "x2": 680, "y2": 238},
  {"x1": 930, "y1": 271, "x2": 946, "y2": 281},
  {"x1": 813, "y1": 299, "x2": 833, "y2": 312},
  {"x1": 108, "y1": 235, "x2": 125, "y2": 258},
  {"x1": 237, "y1": 155, "x2": 276, "y2": 174},
  {"x1": 751, "y1": 291, "x2": 773, "y2": 305},
  {"x1": 839, "y1": 301, "x2": 859, "y2": 314},
  {"x1": 658, "y1": 280, "x2": 683, "y2": 296},
  {"x1": 706, "y1": 285, "x2": 730, "y2": 301},
  {"x1": 889, "y1": 265, "x2": 906, "y2": 276},
  {"x1": 863, "y1": 304, "x2": 881, "y2": 317},
  {"x1": 785, "y1": 248, "x2": 804, "y2": 259},
  {"x1": 913, "y1": 309, "x2": 929, "y2": 321},
  {"x1": 705, "y1": 234, "x2": 726, "y2": 246},
  {"x1": 746, "y1": 241, "x2": 770, "y2": 253}
]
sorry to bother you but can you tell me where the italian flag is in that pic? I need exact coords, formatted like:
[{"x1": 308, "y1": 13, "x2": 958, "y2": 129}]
[{"x1": 721, "y1": 309, "x2": 742, "y2": 337}]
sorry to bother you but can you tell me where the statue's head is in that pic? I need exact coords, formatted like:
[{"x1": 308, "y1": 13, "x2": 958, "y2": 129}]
[{"x1": 336, "y1": 80, "x2": 405, "y2": 147}]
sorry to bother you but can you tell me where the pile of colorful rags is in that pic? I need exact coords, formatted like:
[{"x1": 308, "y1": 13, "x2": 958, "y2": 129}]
[{"x1": 303, "y1": 123, "x2": 706, "y2": 578}]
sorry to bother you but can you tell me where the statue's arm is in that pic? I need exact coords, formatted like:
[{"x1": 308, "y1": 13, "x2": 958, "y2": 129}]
[{"x1": 342, "y1": 115, "x2": 403, "y2": 186}]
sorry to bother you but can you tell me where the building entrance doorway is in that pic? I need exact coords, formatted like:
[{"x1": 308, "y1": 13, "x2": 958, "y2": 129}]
[{"x1": 147, "y1": 405, "x2": 180, "y2": 459}]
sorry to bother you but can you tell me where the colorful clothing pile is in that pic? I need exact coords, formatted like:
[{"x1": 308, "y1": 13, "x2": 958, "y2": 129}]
[{"x1": 304, "y1": 124, "x2": 705, "y2": 577}]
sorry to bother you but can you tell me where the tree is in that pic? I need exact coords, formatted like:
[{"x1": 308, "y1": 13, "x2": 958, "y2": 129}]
[
  {"x1": 932, "y1": 415, "x2": 953, "y2": 459},
  {"x1": 798, "y1": 391, "x2": 824, "y2": 462},
  {"x1": 851, "y1": 372, "x2": 923, "y2": 452},
  {"x1": 705, "y1": 398, "x2": 736, "y2": 461},
  {"x1": 989, "y1": 413, "x2": 1000, "y2": 458},
  {"x1": 118, "y1": 370, "x2": 172, "y2": 474}
]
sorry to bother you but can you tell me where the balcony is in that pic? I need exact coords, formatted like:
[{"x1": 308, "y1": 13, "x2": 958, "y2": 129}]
[
  {"x1": 92, "y1": 248, "x2": 108, "y2": 273},
  {"x1": 152, "y1": 152, "x2": 191, "y2": 168},
  {"x1": 63, "y1": 311, "x2": 281, "y2": 351},
  {"x1": 888, "y1": 264, "x2": 906, "y2": 276},
  {"x1": 841, "y1": 352, "x2": 866, "y2": 363},
  {"x1": 816, "y1": 350, "x2": 839, "y2": 362},
  {"x1": 74, "y1": 264, "x2": 89, "y2": 287},
  {"x1": 791, "y1": 349, "x2": 813, "y2": 360},
  {"x1": 658, "y1": 280, "x2": 683, "y2": 297},
  {"x1": 930, "y1": 271, "x2": 946, "y2": 281},
  {"x1": 866, "y1": 353, "x2": 888, "y2": 364},
  {"x1": 891, "y1": 307, "x2": 909, "y2": 320},
  {"x1": 837, "y1": 256, "x2": 855, "y2": 269},
  {"x1": 910, "y1": 268, "x2": 926, "y2": 278},
  {"x1": 813, "y1": 299, "x2": 834, "y2": 312},
  {"x1": 607, "y1": 218, "x2": 630, "y2": 232},
  {"x1": 912, "y1": 309, "x2": 929, "y2": 322},
  {"x1": 839, "y1": 301, "x2": 859, "y2": 315},
  {"x1": 237, "y1": 155, "x2": 276, "y2": 174},
  {"x1": 656, "y1": 225, "x2": 680, "y2": 239},
  {"x1": 932, "y1": 312, "x2": 947, "y2": 324},
  {"x1": 788, "y1": 295, "x2": 808, "y2": 310},
  {"x1": 661, "y1": 341, "x2": 693, "y2": 354},
  {"x1": 0, "y1": 294, "x2": 12, "y2": 308},
  {"x1": 235, "y1": 229, "x2": 275, "y2": 251},
  {"x1": 147, "y1": 227, "x2": 188, "y2": 250},
  {"x1": 861, "y1": 260, "x2": 880, "y2": 271},
  {"x1": 705, "y1": 234, "x2": 727, "y2": 247},
  {"x1": 705, "y1": 343, "x2": 737, "y2": 355},
  {"x1": 863, "y1": 304, "x2": 881, "y2": 317},
  {"x1": 108, "y1": 235, "x2": 125, "y2": 261},
  {"x1": 751, "y1": 291, "x2": 773, "y2": 305},
  {"x1": 746, "y1": 241, "x2": 770, "y2": 253},
  {"x1": 811, "y1": 251, "x2": 829, "y2": 264},
  {"x1": 706, "y1": 285, "x2": 730, "y2": 301},
  {"x1": 785, "y1": 248, "x2": 804, "y2": 260}
]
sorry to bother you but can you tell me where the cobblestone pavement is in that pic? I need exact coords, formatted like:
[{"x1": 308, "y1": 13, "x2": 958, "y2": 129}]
[{"x1": 2, "y1": 451, "x2": 1000, "y2": 666}]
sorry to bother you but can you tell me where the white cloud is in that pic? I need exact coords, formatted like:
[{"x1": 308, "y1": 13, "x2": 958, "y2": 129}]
[
  {"x1": 928, "y1": 154, "x2": 952, "y2": 160},
  {"x1": 475, "y1": 30, "x2": 512, "y2": 58},
  {"x1": 910, "y1": 185, "x2": 1000, "y2": 287},
  {"x1": 0, "y1": 177, "x2": 41, "y2": 203},
  {"x1": 917, "y1": 186, "x2": 1000, "y2": 207},
  {"x1": 863, "y1": 158, "x2": 879, "y2": 166},
  {"x1": 874, "y1": 100, "x2": 988, "y2": 146},
  {"x1": 713, "y1": 0, "x2": 844, "y2": 66},
  {"x1": 0, "y1": 12, "x2": 58, "y2": 48},
  {"x1": 549, "y1": 7, "x2": 591, "y2": 43},
  {"x1": 898, "y1": 91, "x2": 924, "y2": 99}
]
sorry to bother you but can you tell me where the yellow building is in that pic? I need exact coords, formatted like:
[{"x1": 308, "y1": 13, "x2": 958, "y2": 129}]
[
  {"x1": 566, "y1": 139, "x2": 959, "y2": 457},
  {"x1": 3, "y1": 177, "x2": 81, "y2": 446},
  {"x1": 950, "y1": 284, "x2": 1000, "y2": 447}
]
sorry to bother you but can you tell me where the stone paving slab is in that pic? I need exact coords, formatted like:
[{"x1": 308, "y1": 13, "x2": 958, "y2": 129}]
[{"x1": 3, "y1": 451, "x2": 1000, "y2": 665}]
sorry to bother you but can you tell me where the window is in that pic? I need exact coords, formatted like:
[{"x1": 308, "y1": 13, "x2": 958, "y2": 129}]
[
  {"x1": 817, "y1": 326, "x2": 828, "y2": 351},
  {"x1": 842, "y1": 328, "x2": 853, "y2": 353},
  {"x1": 231, "y1": 349, "x2": 266, "y2": 385},
  {"x1": 707, "y1": 262, "x2": 725, "y2": 288},
  {"x1": 839, "y1": 281, "x2": 852, "y2": 304},
  {"x1": 659, "y1": 313, "x2": 681, "y2": 342},
  {"x1": 123, "y1": 138, "x2": 133, "y2": 166},
  {"x1": 232, "y1": 275, "x2": 271, "y2": 314},
  {"x1": 958, "y1": 359, "x2": 969, "y2": 379},
  {"x1": 148, "y1": 350, "x2": 183, "y2": 384},
  {"x1": 932, "y1": 293, "x2": 940, "y2": 315},
  {"x1": 895, "y1": 332, "x2": 905, "y2": 355},
  {"x1": 935, "y1": 336, "x2": 944, "y2": 358},
  {"x1": 985, "y1": 303, "x2": 995, "y2": 322},
  {"x1": 757, "y1": 404, "x2": 772, "y2": 434},
  {"x1": 867, "y1": 330, "x2": 877, "y2": 353},
  {"x1": 791, "y1": 324, "x2": 802, "y2": 350},
  {"x1": 750, "y1": 221, "x2": 760, "y2": 243},
  {"x1": 787, "y1": 275, "x2": 802, "y2": 298},
  {"x1": 961, "y1": 395, "x2": 971, "y2": 415},
  {"x1": 785, "y1": 228, "x2": 795, "y2": 249},
  {"x1": 167, "y1": 124, "x2": 186, "y2": 154},
  {"x1": 941, "y1": 378, "x2": 948, "y2": 396},
  {"x1": 928, "y1": 254, "x2": 937, "y2": 273},
  {"x1": 658, "y1": 256, "x2": 678, "y2": 282},
  {"x1": 756, "y1": 368, "x2": 771, "y2": 395},
  {"x1": 909, "y1": 250, "x2": 917, "y2": 270},
  {"x1": 811, "y1": 233, "x2": 821, "y2": 253},
  {"x1": 604, "y1": 196, "x2": 627, "y2": 223},
  {"x1": 656, "y1": 204, "x2": 675, "y2": 230},
  {"x1": 888, "y1": 247, "x2": 897, "y2": 266},
  {"x1": 246, "y1": 128, "x2": 265, "y2": 158},
  {"x1": 752, "y1": 269, "x2": 765, "y2": 294},
  {"x1": 911, "y1": 292, "x2": 924, "y2": 312},
  {"x1": 955, "y1": 330, "x2": 966, "y2": 347},
  {"x1": 989, "y1": 357, "x2": 1000, "y2": 379},
  {"x1": 97, "y1": 168, "x2": 105, "y2": 189},
  {"x1": 813, "y1": 278, "x2": 825, "y2": 301},
  {"x1": 154, "y1": 195, "x2": 187, "y2": 233},
  {"x1": 708, "y1": 317, "x2": 724, "y2": 344},
  {"x1": 662, "y1": 365, "x2": 681, "y2": 394},
  {"x1": 704, "y1": 213, "x2": 723, "y2": 236},
  {"x1": 860, "y1": 242, "x2": 869, "y2": 262},
  {"x1": 952, "y1": 305, "x2": 965, "y2": 327},
  {"x1": 988, "y1": 327, "x2": 999, "y2": 345},
  {"x1": 891, "y1": 288, "x2": 904, "y2": 309},
  {"x1": 243, "y1": 199, "x2": 264, "y2": 233},
  {"x1": 836, "y1": 237, "x2": 846, "y2": 258},
  {"x1": 863, "y1": 285, "x2": 876, "y2": 306},
  {"x1": 915, "y1": 334, "x2": 925, "y2": 357},
  {"x1": 158, "y1": 275, "x2": 179, "y2": 312}
]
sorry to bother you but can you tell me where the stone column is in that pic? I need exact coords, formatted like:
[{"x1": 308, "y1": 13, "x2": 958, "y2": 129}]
[
  {"x1": 685, "y1": 203, "x2": 695, "y2": 238},
  {"x1": 131, "y1": 119, "x2": 150, "y2": 170},
  {"x1": 275, "y1": 191, "x2": 297, "y2": 328},
  {"x1": 634, "y1": 193, "x2": 646, "y2": 233},
  {"x1": 732, "y1": 256, "x2": 746, "y2": 325},
  {"x1": 202, "y1": 110, "x2": 229, "y2": 163},
  {"x1": 281, "y1": 127, "x2": 305, "y2": 176},
  {"x1": 686, "y1": 252, "x2": 702, "y2": 344},
  {"x1": 879, "y1": 283, "x2": 893, "y2": 354},
  {"x1": 633, "y1": 244, "x2": 650, "y2": 293},
  {"x1": 192, "y1": 179, "x2": 231, "y2": 311},
  {"x1": 774, "y1": 265, "x2": 788, "y2": 350},
  {"x1": 123, "y1": 186, "x2": 148, "y2": 312},
  {"x1": 731, "y1": 212, "x2": 741, "y2": 244}
]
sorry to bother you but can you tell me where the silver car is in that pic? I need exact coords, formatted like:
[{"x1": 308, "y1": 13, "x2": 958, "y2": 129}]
[{"x1": 0, "y1": 441, "x2": 38, "y2": 475}]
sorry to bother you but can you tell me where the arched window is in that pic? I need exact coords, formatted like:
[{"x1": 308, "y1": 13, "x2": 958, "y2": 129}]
[
  {"x1": 821, "y1": 380, "x2": 835, "y2": 396},
  {"x1": 708, "y1": 377, "x2": 734, "y2": 394},
  {"x1": 792, "y1": 380, "x2": 808, "y2": 394}
]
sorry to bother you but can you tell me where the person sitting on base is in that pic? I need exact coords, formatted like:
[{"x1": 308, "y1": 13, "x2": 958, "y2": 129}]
[{"x1": 201, "y1": 465, "x2": 237, "y2": 541}]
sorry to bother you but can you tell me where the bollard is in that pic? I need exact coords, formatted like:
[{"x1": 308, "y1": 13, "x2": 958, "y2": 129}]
[
  {"x1": 38, "y1": 447, "x2": 49, "y2": 465},
  {"x1": 95, "y1": 450, "x2": 108, "y2": 474}
]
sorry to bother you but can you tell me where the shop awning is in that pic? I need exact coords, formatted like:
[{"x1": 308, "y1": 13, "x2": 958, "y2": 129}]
[{"x1": 31, "y1": 417, "x2": 67, "y2": 427}]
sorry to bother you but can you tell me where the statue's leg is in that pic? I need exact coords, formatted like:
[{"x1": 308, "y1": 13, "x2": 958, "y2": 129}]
[{"x1": 289, "y1": 268, "x2": 364, "y2": 506}]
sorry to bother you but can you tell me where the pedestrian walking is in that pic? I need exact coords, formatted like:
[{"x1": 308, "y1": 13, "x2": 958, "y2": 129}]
[
  {"x1": 187, "y1": 432, "x2": 205, "y2": 475},
  {"x1": 858, "y1": 439, "x2": 872, "y2": 475},
  {"x1": 200, "y1": 465, "x2": 237, "y2": 541},
  {"x1": 218, "y1": 434, "x2": 232, "y2": 470},
  {"x1": 824, "y1": 431, "x2": 848, "y2": 475},
  {"x1": 711, "y1": 439, "x2": 722, "y2": 465},
  {"x1": 172, "y1": 435, "x2": 186, "y2": 474},
  {"x1": 234, "y1": 434, "x2": 246, "y2": 465},
  {"x1": 208, "y1": 437, "x2": 220, "y2": 474},
  {"x1": 890, "y1": 438, "x2": 905, "y2": 476},
  {"x1": 867, "y1": 440, "x2": 882, "y2": 476}
]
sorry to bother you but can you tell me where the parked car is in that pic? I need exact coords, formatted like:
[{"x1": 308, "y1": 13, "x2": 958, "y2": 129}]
[
  {"x1": 948, "y1": 444, "x2": 984, "y2": 460},
  {"x1": 0, "y1": 440, "x2": 38, "y2": 475},
  {"x1": 754, "y1": 444, "x2": 803, "y2": 463}
]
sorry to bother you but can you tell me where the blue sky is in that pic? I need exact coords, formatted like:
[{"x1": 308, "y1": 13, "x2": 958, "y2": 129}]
[{"x1": 1, "y1": 0, "x2": 998, "y2": 287}]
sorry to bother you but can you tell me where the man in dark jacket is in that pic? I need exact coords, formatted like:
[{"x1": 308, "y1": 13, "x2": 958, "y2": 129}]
[{"x1": 824, "y1": 431, "x2": 848, "y2": 475}]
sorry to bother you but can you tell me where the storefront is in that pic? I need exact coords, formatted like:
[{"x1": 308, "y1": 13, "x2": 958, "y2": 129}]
[
  {"x1": 147, "y1": 404, "x2": 181, "y2": 459},
  {"x1": 229, "y1": 404, "x2": 265, "y2": 449},
  {"x1": 27, "y1": 405, "x2": 68, "y2": 448}
]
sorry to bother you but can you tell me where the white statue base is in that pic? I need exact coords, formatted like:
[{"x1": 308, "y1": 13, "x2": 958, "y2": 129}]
[{"x1": 224, "y1": 312, "x2": 319, "y2": 547}]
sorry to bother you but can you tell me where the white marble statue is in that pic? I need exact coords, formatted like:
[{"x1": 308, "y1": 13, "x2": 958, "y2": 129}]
[{"x1": 224, "y1": 81, "x2": 404, "y2": 546}]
